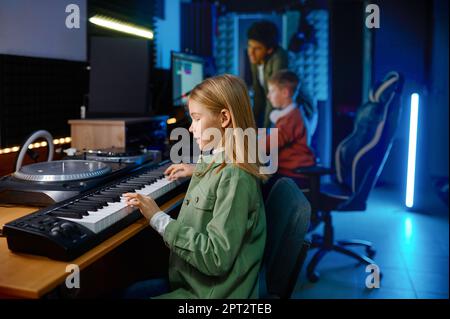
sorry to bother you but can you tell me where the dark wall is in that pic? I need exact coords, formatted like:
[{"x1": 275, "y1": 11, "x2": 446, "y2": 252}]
[
  {"x1": 0, "y1": 55, "x2": 87, "y2": 148},
  {"x1": 373, "y1": 0, "x2": 448, "y2": 205},
  {"x1": 180, "y1": 1, "x2": 216, "y2": 57},
  {"x1": 428, "y1": 0, "x2": 449, "y2": 179},
  {"x1": 216, "y1": 0, "x2": 328, "y2": 13},
  {"x1": 373, "y1": 0, "x2": 430, "y2": 190},
  {"x1": 330, "y1": 0, "x2": 364, "y2": 154}
]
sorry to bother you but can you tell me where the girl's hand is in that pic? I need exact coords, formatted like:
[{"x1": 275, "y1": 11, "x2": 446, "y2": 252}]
[
  {"x1": 164, "y1": 163, "x2": 195, "y2": 181},
  {"x1": 123, "y1": 193, "x2": 161, "y2": 221}
]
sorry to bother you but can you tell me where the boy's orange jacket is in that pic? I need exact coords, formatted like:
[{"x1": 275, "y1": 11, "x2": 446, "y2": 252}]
[{"x1": 267, "y1": 107, "x2": 316, "y2": 177}]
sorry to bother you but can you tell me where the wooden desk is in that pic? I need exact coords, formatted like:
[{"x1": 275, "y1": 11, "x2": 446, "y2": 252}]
[{"x1": 0, "y1": 193, "x2": 185, "y2": 299}]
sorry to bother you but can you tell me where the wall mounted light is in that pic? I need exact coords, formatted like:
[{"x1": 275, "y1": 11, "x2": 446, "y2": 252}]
[{"x1": 89, "y1": 15, "x2": 154, "y2": 40}]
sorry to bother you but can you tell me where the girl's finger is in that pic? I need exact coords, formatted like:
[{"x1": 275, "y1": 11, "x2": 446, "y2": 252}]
[
  {"x1": 169, "y1": 172, "x2": 178, "y2": 180},
  {"x1": 135, "y1": 193, "x2": 145, "y2": 201},
  {"x1": 164, "y1": 164, "x2": 178, "y2": 175},
  {"x1": 171, "y1": 167, "x2": 183, "y2": 178},
  {"x1": 129, "y1": 198, "x2": 141, "y2": 207}
]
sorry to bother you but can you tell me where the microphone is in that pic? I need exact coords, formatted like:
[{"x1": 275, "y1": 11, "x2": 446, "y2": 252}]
[{"x1": 173, "y1": 89, "x2": 192, "y2": 105}]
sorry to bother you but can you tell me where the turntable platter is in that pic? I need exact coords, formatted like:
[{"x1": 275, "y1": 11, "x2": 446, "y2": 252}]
[{"x1": 13, "y1": 160, "x2": 112, "y2": 182}]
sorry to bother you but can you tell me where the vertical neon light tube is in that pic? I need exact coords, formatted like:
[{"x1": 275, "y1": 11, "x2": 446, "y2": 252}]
[{"x1": 406, "y1": 93, "x2": 419, "y2": 208}]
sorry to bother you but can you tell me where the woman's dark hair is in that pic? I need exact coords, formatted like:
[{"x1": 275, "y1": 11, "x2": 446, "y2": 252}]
[{"x1": 247, "y1": 20, "x2": 279, "y2": 50}]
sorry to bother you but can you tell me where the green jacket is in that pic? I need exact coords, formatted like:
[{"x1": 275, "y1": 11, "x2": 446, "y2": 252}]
[
  {"x1": 157, "y1": 153, "x2": 267, "y2": 299},
  {"x1": 250, "y1": 46, "x2": 289, "y2": 128}
]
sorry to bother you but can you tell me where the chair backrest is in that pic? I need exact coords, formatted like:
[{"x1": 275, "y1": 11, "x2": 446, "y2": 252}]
[
  {"x1": 334, "y1": 71, "x2": 404, "y2": 210},
  {"x1": 261, "y1": 178, "x2": 311, "y2": 299},
  {"x1": 296, "y1": 86, "x2": 318, "y2": 146}
]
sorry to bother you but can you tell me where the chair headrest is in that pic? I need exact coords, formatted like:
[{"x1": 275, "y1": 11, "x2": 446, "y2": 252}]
[{"x1": 369, "y1": 71, "x2": 403, "y2": 104}]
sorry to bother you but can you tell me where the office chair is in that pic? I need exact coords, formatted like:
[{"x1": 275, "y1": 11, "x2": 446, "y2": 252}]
[
  {"x1": 296, "y1": 71, "x2": 404, "y2": 282},
  {"x1": 296, "y1": 86, "x2": 318, "y2": 146},
  {"x1": 260, "y1": 178, "x2": 311, "y2": 299}
]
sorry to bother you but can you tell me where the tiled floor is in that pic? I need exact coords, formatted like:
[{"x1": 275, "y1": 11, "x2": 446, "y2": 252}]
[{"x1": 293, "y1": 186, "x2": 449, "y2": 299}]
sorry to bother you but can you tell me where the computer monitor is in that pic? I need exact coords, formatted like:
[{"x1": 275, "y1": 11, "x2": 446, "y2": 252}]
[{"x1": 171, "y1": 52, "x2": 214, "y2": 106}]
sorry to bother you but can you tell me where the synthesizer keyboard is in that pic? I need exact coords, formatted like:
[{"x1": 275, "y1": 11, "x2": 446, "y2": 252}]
[{"x1": 2, "y1": 161, "x2": 189, "y2": 261}]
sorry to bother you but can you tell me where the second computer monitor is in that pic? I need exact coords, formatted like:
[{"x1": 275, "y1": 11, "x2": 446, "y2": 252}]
[{"x1": 172, "y1": 52, "x2": 214, "y2": 106}]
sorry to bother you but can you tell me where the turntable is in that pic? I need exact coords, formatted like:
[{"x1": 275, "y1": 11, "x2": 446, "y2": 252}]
[
  {"x1": 13, "y1": 160, "x2": 112, "y2": 182},
  {"x1": 0, "y1": 149, "x2": 161, "y2": 206},
  {"x1": 83, "y1": 147, "x2": 161, "y2": 164}
]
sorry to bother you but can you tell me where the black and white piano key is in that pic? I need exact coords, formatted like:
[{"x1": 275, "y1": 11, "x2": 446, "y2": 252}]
[{"x1": 59, "y1": 175, "x2": 184, "y2": 234}]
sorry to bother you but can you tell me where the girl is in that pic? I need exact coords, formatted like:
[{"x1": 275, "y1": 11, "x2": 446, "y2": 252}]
[{"x1": 123, "y1": 74, "x2": 267, "y2": 299}]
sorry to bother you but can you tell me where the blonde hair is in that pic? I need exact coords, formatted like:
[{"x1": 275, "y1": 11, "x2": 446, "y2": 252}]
[
  {"x1": 268, "y1": 69, "x2": 299, "y2": 96},
  {"x1": 188, "y1": 74, "x2": 268, "y2": 180}
]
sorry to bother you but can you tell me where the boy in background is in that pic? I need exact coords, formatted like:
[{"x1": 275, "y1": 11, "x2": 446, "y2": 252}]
[{"x1": 263, "y1": 69, "x2": 316, "y2": 196}]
